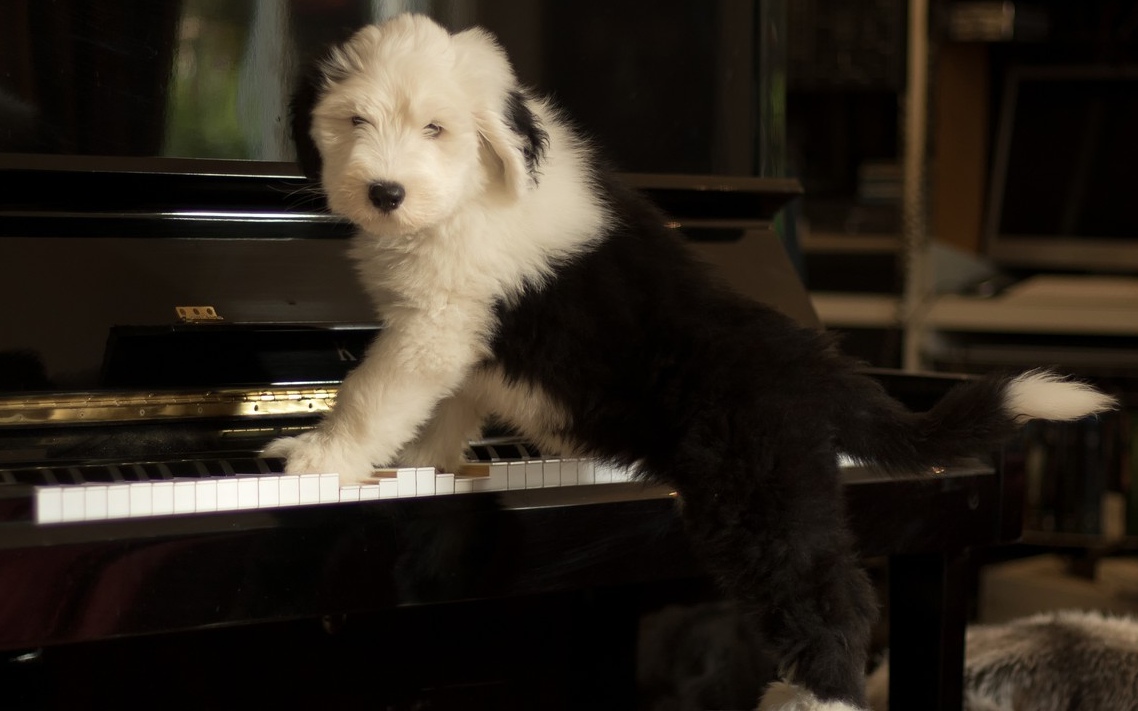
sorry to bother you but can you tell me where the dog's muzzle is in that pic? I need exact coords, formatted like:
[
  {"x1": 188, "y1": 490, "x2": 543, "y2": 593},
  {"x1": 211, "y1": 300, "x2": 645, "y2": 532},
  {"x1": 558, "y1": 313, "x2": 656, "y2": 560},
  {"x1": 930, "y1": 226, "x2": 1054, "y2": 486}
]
[{"x1": 368, "y1": 181, "x2": 406, "y2": 213}]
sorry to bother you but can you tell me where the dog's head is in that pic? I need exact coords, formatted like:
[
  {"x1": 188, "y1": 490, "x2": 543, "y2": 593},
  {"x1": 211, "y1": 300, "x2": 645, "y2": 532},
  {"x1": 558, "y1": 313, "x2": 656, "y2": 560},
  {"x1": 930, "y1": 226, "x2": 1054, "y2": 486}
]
[{"x1": 291, "y1": 13, "x2": 548, "y2": 237}]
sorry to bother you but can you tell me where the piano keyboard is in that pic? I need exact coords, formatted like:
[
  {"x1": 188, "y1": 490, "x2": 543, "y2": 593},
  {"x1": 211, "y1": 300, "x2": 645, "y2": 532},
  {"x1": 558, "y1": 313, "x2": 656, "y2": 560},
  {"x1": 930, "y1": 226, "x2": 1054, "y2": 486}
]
[{"x1": 24, "y1": 456, "x2": 633, "y2": 525}]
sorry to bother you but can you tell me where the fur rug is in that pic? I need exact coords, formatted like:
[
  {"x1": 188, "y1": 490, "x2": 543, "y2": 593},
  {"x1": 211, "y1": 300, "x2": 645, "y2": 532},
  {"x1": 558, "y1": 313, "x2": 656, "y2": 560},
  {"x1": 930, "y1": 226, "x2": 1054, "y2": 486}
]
[{"x1": 867, "y1": 610, "x2": 1138, "y2": 710}]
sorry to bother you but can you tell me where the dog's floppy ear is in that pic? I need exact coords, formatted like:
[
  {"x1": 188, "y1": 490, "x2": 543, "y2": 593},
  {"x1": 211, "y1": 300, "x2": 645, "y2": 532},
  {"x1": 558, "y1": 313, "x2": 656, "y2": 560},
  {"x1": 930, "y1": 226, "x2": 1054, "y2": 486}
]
[
  {"x1": 503, "y1": 90, "x2": 549, "y2": 184},
  {"x1": 475, "y1": 103, "x2": 529, "y2": 198},
  {"x1": 452, "y1": 27, "x2": 548, "y2": 198},
  {"x1": 475, "y1": 91, "x2": 548, "y2": 198},
  {"x1": 289, "y1": 61, "x2": 325, "y2": 182}
]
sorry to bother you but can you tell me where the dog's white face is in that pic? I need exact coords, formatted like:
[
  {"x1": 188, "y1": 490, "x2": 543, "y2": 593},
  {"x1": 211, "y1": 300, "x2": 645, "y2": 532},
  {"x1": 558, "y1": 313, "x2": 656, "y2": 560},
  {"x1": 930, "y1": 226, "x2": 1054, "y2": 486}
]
[{"x1": 304, "y1": 15, "x2": 534, "y2": 239}]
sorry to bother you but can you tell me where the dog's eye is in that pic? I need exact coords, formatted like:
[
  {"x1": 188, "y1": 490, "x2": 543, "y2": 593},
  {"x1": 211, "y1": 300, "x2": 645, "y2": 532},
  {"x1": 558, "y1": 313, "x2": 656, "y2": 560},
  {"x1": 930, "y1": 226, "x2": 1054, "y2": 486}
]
[
  {"x1": 351, "y1": 115, "x2": 369, "y2": 127},
  {"x1": 423, "y1": 123, "x2": 442, "y2": 138}
]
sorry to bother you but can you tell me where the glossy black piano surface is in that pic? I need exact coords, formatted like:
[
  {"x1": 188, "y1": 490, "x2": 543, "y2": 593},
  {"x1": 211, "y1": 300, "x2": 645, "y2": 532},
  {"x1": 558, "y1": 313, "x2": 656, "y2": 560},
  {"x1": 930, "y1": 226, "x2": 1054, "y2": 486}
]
[{"x1": 0, "y1": 367, "x2": 1025, "y2": 710}]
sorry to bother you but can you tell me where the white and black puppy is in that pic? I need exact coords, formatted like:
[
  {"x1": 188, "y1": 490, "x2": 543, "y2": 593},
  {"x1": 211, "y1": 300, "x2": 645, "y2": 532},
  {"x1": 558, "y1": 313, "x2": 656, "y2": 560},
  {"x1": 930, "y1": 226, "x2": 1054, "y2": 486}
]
[{"x1": 269, "y1": 14, "x2": 1115, "y2": 711}]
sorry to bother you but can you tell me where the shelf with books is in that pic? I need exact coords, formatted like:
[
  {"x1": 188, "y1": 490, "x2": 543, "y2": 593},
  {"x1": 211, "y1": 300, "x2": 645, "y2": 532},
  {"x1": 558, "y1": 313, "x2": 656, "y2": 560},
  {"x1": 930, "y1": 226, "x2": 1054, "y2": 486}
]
[{"x1": 1016, "y1": 402, "x2": 1138, "y2": 544}]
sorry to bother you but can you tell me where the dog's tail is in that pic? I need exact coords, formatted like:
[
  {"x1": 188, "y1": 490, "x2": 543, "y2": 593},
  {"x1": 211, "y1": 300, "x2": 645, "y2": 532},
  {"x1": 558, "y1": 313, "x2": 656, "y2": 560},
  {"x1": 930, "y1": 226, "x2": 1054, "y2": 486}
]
[{"x1": 835, "y1": 370, "x2": 1117, "y2": 474}]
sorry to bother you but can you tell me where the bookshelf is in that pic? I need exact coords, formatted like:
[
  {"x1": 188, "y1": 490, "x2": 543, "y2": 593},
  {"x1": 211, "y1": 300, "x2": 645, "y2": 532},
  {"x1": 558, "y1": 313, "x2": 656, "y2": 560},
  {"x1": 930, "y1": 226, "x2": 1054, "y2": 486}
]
[{"x1": 795, "y1": 1, "x2": 1138, "y2": 547}]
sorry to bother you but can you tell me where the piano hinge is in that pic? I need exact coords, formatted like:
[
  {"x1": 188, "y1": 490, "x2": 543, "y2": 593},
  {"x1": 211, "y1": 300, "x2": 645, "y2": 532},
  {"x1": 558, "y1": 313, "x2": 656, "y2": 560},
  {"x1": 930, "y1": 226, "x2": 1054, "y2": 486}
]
[{"x1": 175, "y1": 305, "x2": 224, "y2": 323}]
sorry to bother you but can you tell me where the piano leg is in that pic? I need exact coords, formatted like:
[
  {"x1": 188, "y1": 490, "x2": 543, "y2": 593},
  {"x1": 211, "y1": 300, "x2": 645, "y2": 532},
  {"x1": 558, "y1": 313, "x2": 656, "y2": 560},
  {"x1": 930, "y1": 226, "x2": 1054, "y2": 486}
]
[{"x1": 887, "y1": 552, "x2": 968, "y2": 710}]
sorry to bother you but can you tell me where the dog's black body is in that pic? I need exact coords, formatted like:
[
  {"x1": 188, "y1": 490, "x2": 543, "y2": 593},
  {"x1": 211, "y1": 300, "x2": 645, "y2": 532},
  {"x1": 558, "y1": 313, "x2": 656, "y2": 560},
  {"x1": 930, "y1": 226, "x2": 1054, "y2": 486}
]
[
  {"x1": 287, "y1": 21, "x2": 1105, "y2": 708},
  {"x1": 487, "y1": 173, "x2": 1020, "y2": 703}
]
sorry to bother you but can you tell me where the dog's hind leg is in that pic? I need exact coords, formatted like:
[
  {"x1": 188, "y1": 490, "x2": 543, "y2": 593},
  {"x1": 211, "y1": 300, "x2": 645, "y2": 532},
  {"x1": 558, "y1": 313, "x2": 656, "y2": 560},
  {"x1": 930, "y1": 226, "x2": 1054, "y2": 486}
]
[{"x1": 672, "y1": 444, "x2": 876, "y2": 711}]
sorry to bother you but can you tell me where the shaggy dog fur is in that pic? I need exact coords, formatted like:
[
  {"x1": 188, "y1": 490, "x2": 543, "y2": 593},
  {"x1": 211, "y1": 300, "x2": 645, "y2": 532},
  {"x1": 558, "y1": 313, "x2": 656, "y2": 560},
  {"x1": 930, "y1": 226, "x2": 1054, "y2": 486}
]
[
  {"x1": 867, "y1": 610, "x2": 1138, "y2": 710},
  {"x1": 267, "y1": 14, "x2": 1116, "y2": 710}
]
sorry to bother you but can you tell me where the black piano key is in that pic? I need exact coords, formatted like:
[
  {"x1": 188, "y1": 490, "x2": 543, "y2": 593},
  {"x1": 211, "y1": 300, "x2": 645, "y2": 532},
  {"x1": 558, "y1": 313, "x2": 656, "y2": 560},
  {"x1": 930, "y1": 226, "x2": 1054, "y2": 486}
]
[
  {"x1": 159, "y1": 461, "x2": 205, "y2": 479},
  {"x1": 221, "y1": 458, "x2": 283, "y2": 476},
  {"x1": 122, "y1": 464, "x2": 150, "y2": 482},
  {"x1": 195, "y1": 459, "x2": 229, "y2": 477},
  {"x1": 467, "y1": 444, "x2": 493, "y2": 461},
  {"x1": 10, "y1": 469, "x2": 56, "y2": 486},
  {"x1": 77, "y1": 467, "x2": 122, "y2": 483},
  {"x1": 51, "y1": 468, "x2": 81, "y2": 485}
]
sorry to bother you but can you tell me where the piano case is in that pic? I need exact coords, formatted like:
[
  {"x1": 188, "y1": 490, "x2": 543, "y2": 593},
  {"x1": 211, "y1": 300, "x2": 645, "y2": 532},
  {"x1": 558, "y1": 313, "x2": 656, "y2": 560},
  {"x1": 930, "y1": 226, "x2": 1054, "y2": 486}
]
[{"x1": 0, "y1": 172, "x2": 1022, "y2": 711}]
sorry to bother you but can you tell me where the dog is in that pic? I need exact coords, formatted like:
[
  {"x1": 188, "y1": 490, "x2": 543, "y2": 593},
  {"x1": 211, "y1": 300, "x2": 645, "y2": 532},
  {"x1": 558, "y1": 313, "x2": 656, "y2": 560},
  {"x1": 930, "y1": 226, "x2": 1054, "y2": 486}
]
[{"x1": 267, "y1": 13, "x2": 1116, "y2": 710}]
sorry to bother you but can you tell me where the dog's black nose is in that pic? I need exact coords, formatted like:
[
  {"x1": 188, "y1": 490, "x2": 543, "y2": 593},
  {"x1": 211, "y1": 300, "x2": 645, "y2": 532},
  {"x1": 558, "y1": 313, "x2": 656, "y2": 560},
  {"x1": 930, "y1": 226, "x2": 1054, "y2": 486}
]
[{"x1": 368, "y1": 181, "x2": 405, "y2": 212}]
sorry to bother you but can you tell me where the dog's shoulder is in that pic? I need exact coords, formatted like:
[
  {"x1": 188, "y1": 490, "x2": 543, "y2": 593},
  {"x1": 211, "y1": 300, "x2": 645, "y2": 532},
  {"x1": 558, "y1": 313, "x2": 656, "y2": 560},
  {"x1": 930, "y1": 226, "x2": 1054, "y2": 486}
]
[{"x1": 489, "y1": 168, "x2": 744, "y2": 346}]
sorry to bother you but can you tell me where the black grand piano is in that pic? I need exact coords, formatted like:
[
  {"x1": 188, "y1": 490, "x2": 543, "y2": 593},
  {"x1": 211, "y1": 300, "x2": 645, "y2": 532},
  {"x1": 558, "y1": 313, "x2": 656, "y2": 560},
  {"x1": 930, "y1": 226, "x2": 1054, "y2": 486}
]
[{"x1": 0, "y1": 4, "x2": 1024, "y2": 709}]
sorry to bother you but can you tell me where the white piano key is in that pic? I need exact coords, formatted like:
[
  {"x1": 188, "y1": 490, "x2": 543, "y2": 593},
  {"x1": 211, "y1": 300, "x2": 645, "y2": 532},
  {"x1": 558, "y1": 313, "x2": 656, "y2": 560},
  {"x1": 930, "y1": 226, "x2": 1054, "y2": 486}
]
[
  {"x1": 298, "y1": 474, "x2": 321, "y2": 504},
  {"x1": 279, "y1": 476, "x2": 301, "y2": 506},
  {"x1": 173, "y1": 481, "x2": 197, "y2": 514},
  {"x1": 468, "y1": 476, "x2": 491, "y2": 492},
  {"x1": 61, "y1": 487, "x2": 86, "y2": 523},
  {"x1": 319, "y1": 473, "x2": 340, "y2": 503},
  {"x1": 560, "y1": 458, "x2": 579, "y2": 486},
  {"x1": 486, "y1": 462, "x2": 509, "y2": 491},
  {"x1": 415, "y1": 467, "x2": 436, "y2": 497},
  {"x1": 195, "y1": 480, "x2": 218, "y2": 512},
  {"x1": 396, "y1": 468, "x2": 417, "y2": 498},
  {"x1": 435, "y1": 472, "x2": 455, "y2": 495},
  {"x1": 466, "y1": 459, "x2": 507, "y2": 493},
  {"x1": 36, "y1": 488, "x2": 63, "y2": 524},
  {"x1": 525, "y1": 460, "x2": 544, "y2": 489},
  {"x1": 339, "y1": 485, "x2": 362, "y2": 503},
  {"x1": 129, "y1": 482, "x2": 154, "y2": 517},
  {"x1": 578, "y1": 460, "x2": 596, "y2": 485},
  {"x1": 258, "y1": 476, "x2": 281, "y2": 509},
  {"x1": 152, "y1": 481, "x2": 175, "y2": 516},
  {"x1": 237, "y1": 478, "x2": 259, "y2": 509},
  {"x1": 84, "y1": 485, "x2": 109, "y2": 520},
  {"x1": 507, "y1": 462, "x2": 527, "y2": 490},
  {"x1": 216, "y1": 479, "x2": 240, "y2": 511},
  {"x1": 107, "y1": 484, "x2": 131, "y2": 518},
  {"x1": 542, "y1": 459, "x2": 561, "y2": 488},
  {"x1": 30, "y1": 454, "x2": 617, "y2": 525}
]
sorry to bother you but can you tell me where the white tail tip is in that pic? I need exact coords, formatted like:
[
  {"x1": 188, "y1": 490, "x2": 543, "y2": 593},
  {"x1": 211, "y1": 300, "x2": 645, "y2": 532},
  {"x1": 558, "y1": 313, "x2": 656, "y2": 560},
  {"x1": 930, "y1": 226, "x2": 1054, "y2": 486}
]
[
  {"x1": 1004, "y1": 370, "x2": 1117, "y2": 423},
  {"x1": 758, "y1": 682, "x2": 867, "y2": 711}
]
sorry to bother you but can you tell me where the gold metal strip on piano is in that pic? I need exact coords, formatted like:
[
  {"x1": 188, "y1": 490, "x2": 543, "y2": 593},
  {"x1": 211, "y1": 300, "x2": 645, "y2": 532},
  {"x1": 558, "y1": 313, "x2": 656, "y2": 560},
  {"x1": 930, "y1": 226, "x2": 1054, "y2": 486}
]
[{"x1": 0, "y1": 387, "x2": 338, "y2": 426}]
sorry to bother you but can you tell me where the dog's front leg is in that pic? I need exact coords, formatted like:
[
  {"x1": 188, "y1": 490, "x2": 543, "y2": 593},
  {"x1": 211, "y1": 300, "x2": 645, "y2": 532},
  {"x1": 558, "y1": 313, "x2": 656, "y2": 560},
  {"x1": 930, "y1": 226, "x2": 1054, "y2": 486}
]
[
  {"x1": 394, "y1": 389, "x2": 486, "y2": 472},
  {"x1": 264, "y1": 311, "x2": 488, "y2": 485}
]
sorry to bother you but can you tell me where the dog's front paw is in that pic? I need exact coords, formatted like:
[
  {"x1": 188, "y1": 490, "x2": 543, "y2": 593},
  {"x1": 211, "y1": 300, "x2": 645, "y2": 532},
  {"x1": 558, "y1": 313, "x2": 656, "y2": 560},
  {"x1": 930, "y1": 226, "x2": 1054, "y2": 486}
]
[{"x1": 263, "y1": 432, "x2": 375, "y2": 486}]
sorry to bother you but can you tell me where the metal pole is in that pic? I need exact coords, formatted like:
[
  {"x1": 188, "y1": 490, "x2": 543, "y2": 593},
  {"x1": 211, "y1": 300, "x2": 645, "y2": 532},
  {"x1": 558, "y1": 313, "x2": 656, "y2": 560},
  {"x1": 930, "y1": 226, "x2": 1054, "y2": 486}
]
[{"x1": 901, "y1": 0, "x2": 931, "y2": 371}]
